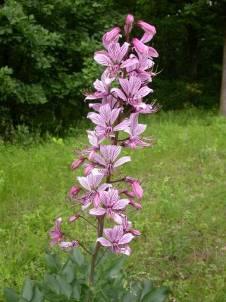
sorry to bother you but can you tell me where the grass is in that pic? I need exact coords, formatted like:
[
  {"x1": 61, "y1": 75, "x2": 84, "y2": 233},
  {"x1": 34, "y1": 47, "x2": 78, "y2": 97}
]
[{"x1": 0, "y1": 108, "x2": 226, "y2": 302}]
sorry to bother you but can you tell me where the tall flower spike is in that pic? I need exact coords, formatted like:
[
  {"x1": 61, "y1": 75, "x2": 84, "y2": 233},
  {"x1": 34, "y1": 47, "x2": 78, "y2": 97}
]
[{"x1": 50, "y1": 14, "x2": 159, "y2": 271}]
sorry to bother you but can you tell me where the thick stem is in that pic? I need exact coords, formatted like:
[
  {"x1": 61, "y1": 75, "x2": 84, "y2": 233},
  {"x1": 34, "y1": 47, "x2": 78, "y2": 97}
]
[
  {"x1": 89, "y1": 216, "x2": 104, "y2": 285},
  {"x1": 88, "y1": 173, "x2": 112, "y2": 285}
]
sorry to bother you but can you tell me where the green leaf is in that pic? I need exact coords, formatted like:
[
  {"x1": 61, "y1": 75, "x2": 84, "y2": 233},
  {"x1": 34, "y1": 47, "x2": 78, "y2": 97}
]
[
  {"x1": 123, "y1": 292, "x2": 138, "y2": 302},
  {"x1": 142, "y1": 287, "x2": 170, "y2": 302},
  {"x1": 22, "y1": 278, "x2": 33, "y2": 301},
  {"x1": 44, "y1": 275, "x2": 61, "y2": 295},
  {"x1": 31, "y1": 287, "x2": 43, "y2": 302},
  {"x1": 106, "y1": 256, "x2": 125, "y2": 279},
  {"x1": 72, "y1": 282, "x2": 81, "y2": 300},
  {"x1": 45, "y1": 253, "x2": 61, "y2": 272},
  {"x1": 4, "y1": 288, "x2": 19, "y2": 302},
  {"x1": 61, "y1": 261, "x2": 75, "y2": 283},
  {"x1": 70, "y1": 249, "x2": 84, "y2": 266},
  {"x1": 140, "y1": 280, "x2": 154, "y2": 300},
  {"x1": 56, "y1": 275, "x2": 72, "y2": 299}
]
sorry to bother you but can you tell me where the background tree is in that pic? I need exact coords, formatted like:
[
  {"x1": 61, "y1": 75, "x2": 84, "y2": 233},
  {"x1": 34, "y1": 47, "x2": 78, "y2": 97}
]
[{"x1": 0, "y1": 0, "x2": 224, "y2": 138}]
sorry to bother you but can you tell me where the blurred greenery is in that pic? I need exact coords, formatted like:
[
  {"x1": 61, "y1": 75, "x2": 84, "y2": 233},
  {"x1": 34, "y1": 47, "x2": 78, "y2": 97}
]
[
  {"x1": 0, "y1": 0, "x2": 225, "y2": 138},
  {"x1": 1, "y1": 109, "x2": 226, "y2": 301}
]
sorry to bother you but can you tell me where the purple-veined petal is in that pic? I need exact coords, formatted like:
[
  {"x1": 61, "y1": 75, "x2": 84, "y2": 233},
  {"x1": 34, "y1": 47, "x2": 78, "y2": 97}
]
[
  {"x1": 94, "y1": 51, "x2": 112, "y2": 66},
  {"x1": 97, "y1": 237, "x2": 112, "y2": 247},
  {"x1": 148, "y1": 47, "x2": 159, "y2": 58},
  {"x1": 135, "y1": 86, "x2": 152, "y2": 98},
  {"x1": 91, "y1": 152, "x2": 106, "y2": 166},
  {"x1": 117, "y1": 42, "x2": 130, "y2": 62},
  {"x1": 114, "y1": 156, "x2": 131, "y2": 168},
  {"x1": 121, "y1": 57, "x2": 139, "y2": 69},
  {"x1": 129, "y1": 76, "x2": 142, "y2": 96},
  {"x1": 110, "y1": 108, "x2": 121, "y2": 124},
  {"x1": 111, "y1": 88, "x2": 127, "y2": 101},
  {"x1": 87, "y1": 112, "x2": 105, "y2": 126},
  {"x1": 77, "y1": 176, "x2": 91, "y2": 191},
  {"x1": 114, "y1": 118, "x2": 129, "y2": 132},
  {"x1": 89, "y1": 207, "x2": 106, "y2": 216},
  {"x1": 113, "y1": 198, "x2": 130, "y2": 210},
  {"x1": 119, "y1": 233, "x2": 134, "y2": 245},
  {"x1": 93, "y1": 79, "x2": 106, "y2": 93},
  {"x1": 119, "y1": 78, "x2": 130, "y2": 95}
]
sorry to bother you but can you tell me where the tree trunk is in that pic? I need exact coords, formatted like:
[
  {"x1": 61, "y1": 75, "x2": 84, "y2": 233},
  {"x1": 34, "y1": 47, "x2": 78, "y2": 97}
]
[{"x1": 220, "y1": 32, "x2": 226, "y2": 115}]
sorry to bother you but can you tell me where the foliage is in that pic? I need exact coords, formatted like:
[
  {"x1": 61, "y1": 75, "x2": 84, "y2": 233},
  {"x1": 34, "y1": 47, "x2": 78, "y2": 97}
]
[
  {"x1": 4, "y1": 250, "x2": 170, "y2": 302},
  {"x1": 0, "y1": 0, "x2": 225, "y2": 139}
]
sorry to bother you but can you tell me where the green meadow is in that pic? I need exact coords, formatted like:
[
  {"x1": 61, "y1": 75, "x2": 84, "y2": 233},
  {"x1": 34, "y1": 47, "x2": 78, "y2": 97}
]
[{"x1": 1, "y1": 109, "x2": 226, "y2": 302}]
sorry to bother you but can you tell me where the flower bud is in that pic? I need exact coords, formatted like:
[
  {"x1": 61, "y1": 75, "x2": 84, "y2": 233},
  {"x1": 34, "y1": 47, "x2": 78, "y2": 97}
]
[
  {"x1": 69, "y1": 186, "x2": 80, "y2": 199},
  {"x1": 68, "y1": 214, "x2": 80, "y2": 223},
  {"x1": 124, "y1": 14, "x2": 134, "y2": 36},
  {"x1": 71, "y1": 157, "x2": 85, "y2": 170}
]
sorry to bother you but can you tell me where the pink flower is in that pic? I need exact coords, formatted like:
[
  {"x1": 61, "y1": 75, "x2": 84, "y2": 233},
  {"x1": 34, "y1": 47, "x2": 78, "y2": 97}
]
[
  {"x1": 71, "y1": 157, "x2": 85, "y2": 170},
  {"x1": 90, "y1": 145, "x2": 131, "y2": 175},
  {"x1": 82, "y1": 130, "x2": 101, "y2": 160},
  {"x1": 137, "y1": 20, "x2": 156, "y2": 43},
  {"x1": 97, "y1": 225, "x2": 134, "y2": 255},
  {"x1": 87, "y1": 104, "x2": 128, "y2": 139},
  {"x1": 133, "y1": 38, "x2": 159, "y2": 58},
  {"x1": 77, "y1": 170, "x2": 110, "y2": 208},
  {"x1": 126, "y1": 55, "x2": 155, "y2": 83},
  {"x1": 68, "y1": 186, "x2": 80, "y2": 199},
  {"x1": 94, "y1": 42, "x2": 129, "y2": 76},
  {"x1": 89, "y1": 189, "x2": 129, "y2": 223},
  {"x1": 111, "y1": 76, "x2": 152, "y2": 109},
  {"x1": 49, "y1": 218, "x2": 63, "y2": 245},
  {"x1": 124, "y1": 113, "x2": 150, "y2": 148},
  {"x1": 121, "y1": 215, "x2": 141, "y2": 236},
  {"x1": 125, "y1": 176, "x2": 143, "y2": 199},
  {"x1": 102, "y1": 27, "x2": 121, "y2": 49},
  {"x1": 124, "y1": 14, "x2": 134, "y2": 36},
  {"x1": 59, "y1": 240, "x2": 79, "y2": 249},
  {"x1": 88, "y1": 95, "x2": 118, "y2": 112},
  {"x1": 85, "y1": 71, "x2": 114, "y2": 101}
]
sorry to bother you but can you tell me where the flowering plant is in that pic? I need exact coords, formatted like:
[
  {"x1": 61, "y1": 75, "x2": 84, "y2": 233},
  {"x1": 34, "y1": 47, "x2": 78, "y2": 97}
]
[
  {"x1": 5, "y1": 15, "x2": 170, "y2": 302},
  {"x1": 50, "y1": 14, "x2": 158, "y2": 283}
]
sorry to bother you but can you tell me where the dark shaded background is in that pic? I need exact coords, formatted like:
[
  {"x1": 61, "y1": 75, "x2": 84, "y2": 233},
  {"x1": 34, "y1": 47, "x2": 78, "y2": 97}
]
[{"x1": 0, "y1": 0, "x2": 225, "y2": 138}]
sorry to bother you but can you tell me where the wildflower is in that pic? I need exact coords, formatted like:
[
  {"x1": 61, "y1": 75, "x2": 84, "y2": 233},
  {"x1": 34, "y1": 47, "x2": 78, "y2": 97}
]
[
  {"x1": 91, "y1": 145, "x2": 131, "y2": 175},
  {"x1": 89, "y1": 189, "x2": 129, "y2": 223},
  {"x1": 59, "y1": 240, "x2": 79, "y2": 249},
  {"x1": 124, "y1": 113, "x2": 149, "y2": 149},
  {"x1": 125, "y1": 176, "x2": 143, "y2": 199},
  {"x1": 102, "y1": 27, "x2": 121, "y2": 49},
  {"x1": 77, "y1": 170, "x2": 110, "y2": 208},
  {"x1": 137, "y1": 20, "x2": 156, "y2": 43},
  {"x1": 133, "y1": 38, "x2": 159, "y2": 58},
  {"x1": 68, "y1": 186, "x2": 80, "y2": 199},
  {"x1": 94, "y1": 42, "x2": 129, "y2": 76},
  {"x1": 87, "y1": 104, "x2": 128, "y2": 139},
  {"x1": 111, "y1": 76, "x2": 152, "y2": 110},
  {"x1": 97, "y1": 225, "x2": 134, "y2": 255},
  {"x1": 49, "y1": 217, "x2": 63, "y2": 245}
]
